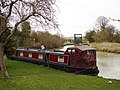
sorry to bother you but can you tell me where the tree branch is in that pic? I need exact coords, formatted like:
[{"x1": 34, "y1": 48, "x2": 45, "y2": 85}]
[
  {"x1": 5, "y1": 0, "x2": 18, "y2": 21},
  {"x1": 109, "y1": 17, "x2": 120, "y2": 22},
  {"x1": 3, "y1": 14, "x2": 32, "y2": 46},
  {"x1": 0, "y1": 0, "x2": 18, "y2": 37},
  {"x1": 0, "y1": 0, "x2": 5, "y2": 8}
]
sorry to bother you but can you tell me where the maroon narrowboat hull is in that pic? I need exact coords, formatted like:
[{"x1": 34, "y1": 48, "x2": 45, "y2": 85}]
[
  {"x1": 7, "y1": 46, "x2": 99, "y2": 76},
  {"x1": 65, "y1": 66, "x2": 99, "y2": 76},
  {"x1": 10, "y1": 55, "x2": 99, "y2": 76}
]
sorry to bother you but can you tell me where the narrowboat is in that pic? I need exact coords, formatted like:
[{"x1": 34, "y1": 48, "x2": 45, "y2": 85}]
[{"x1": 8, "y1": 45, "x2": 99, "y2": 75}]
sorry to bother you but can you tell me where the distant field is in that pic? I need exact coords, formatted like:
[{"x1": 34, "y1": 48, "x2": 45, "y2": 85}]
[
  {"x1": 0, "y1": 59, "x2": 120, "y2": 90},
  {"x1": 63, "y1": 42, "x2": 74, "y2": 46}
]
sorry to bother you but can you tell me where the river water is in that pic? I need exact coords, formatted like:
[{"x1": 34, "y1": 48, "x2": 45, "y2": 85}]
[
  {"x1": 61, "y1": 45, "x2": 120, "y2": 80},
  {"x1": 97, "y1": 52, "x2": 120, "y2": 80}
]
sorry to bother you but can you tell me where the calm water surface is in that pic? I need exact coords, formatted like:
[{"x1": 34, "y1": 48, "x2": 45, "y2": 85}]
[
  {"x1": 61, "y1": 45, "x2": 120, "y2": 80},
  {"x1": 97, "y1": 52, "x2": 120, "y2": 80}
]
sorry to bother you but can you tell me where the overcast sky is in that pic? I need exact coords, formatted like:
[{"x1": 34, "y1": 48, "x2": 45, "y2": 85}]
[{"x1": 54, "y1": 0, "x2": 120, "y2": 37}]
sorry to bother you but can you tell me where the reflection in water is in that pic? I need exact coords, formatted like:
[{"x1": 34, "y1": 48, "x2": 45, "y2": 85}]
[{"x1": 97, "y1": 52, "x2": 120, "y2": 80}]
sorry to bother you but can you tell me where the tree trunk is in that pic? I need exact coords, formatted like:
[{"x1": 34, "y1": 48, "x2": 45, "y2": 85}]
[{"x1": 0, "y1": 43, "x2": 9, "y2": 79}]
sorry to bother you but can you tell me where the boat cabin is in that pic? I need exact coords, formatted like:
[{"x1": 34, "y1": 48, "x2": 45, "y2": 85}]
[{"x1": 65, "y1": 46, "x2": 96, "y2": 68}]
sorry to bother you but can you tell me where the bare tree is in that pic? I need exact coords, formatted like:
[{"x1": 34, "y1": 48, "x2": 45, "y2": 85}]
[
  {"x1": 0, "y1": 0, "x2": 58, "y2": 79},
  {"x1": 109, "y1": 17, "x2": 120, "y2": 22},
  {"x1": 96, "y1": 16, "x2": 109, "y2": 30}
]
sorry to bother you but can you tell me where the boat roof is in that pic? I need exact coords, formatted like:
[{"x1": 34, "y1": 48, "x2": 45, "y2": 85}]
[{"x1": 67, "y1": 45, "x2": 96, "y2": 51}]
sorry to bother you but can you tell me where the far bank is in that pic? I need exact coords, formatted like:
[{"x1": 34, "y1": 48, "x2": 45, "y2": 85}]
[{"x1": 90, "y1": 43, "x2": 120, "y2": 53}]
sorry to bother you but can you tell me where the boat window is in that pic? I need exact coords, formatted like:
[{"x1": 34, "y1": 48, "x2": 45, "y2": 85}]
[
  {"x1": 79, "y1": 51, "x2": 82, "y2": 55},
  {"x1": 20, "y1": 52, "x2": 23, "y2": 56},
  {"x1": 68, "y1": 49, "x2": 71, "y2": 53},
  {"x1": 87, "y1": 50, "x2": 94, "y2": 55},
  {"x1": 72, "y1": 49, "x2": 75, "y2": 53},
  {"x1": 38, "y1": 54, "x2": 43, "y2": 59},
  {"x1": 79, "y1": 50, "x2": 82, "y2": 53},
  {"x1": 29, "y1": 53, "x2": 32, "y2": 58},
  {"x1": 58, "y1": 56, "x2": 64, "y2": 62}
]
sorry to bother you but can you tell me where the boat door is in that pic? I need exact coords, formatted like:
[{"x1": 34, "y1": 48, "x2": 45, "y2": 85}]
[{"x1": 65, "y1": 48, "x2": 83, "y2": 67}]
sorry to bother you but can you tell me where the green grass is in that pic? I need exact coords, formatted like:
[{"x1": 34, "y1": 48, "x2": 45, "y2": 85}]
[
  {"x1": 63, "y1": 41, "x2": 74, "y2": 46},
  {"x1": 0, "y1": 59, "x2": 120, "y2": 90}
]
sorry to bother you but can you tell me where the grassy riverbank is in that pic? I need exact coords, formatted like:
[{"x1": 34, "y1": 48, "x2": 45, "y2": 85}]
[
  {"x1": 90, "y1": 43, "x2": 120, "y2": 53},
  {"x1": 0, "y1": 59, "x2": 120, "y2": 90}
]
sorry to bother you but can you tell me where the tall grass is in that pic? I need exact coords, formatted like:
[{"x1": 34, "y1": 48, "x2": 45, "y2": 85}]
[
  {"x1": 0, "y1": 59, "x2": 120, "y2": 90},
  {"x1": 91, "y1": 42, "x2": 120, "y2": 53}
]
